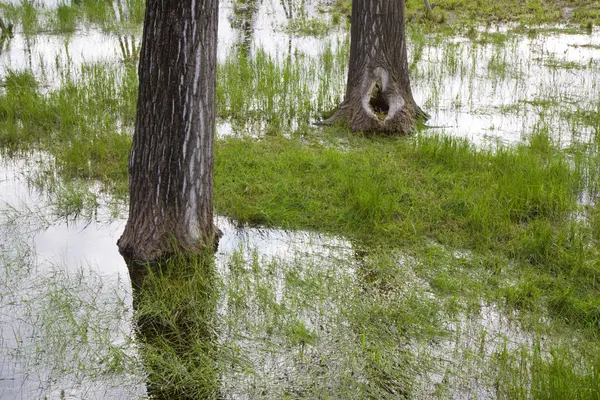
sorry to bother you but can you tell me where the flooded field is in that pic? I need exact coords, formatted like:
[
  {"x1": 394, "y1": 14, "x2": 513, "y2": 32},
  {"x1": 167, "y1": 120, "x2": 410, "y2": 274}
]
[{"x1": 1, "y1": 0, "x2": 599, "y2": 398}]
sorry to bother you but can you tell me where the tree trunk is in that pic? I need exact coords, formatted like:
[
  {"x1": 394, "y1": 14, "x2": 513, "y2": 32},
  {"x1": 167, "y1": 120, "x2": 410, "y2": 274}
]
[
  {"x1": 423, "y1": 0, "x2": 433, "y2": 12},
  {"x1": 118, "y1": 0, "x2": 219, "y2": 262},
  {"x1": 325, "y1": 0, "x2": 426, "y2": 133}
]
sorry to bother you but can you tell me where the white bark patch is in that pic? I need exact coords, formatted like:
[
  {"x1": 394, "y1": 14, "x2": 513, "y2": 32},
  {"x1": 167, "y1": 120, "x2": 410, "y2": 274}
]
[
  {"x1": 156, "y1": 173, "x2": 161, "y2": 205},
  {"x1": 185, "y1": 190, "x2": 200, "y2": 241},
  {"x1": 361, "y1": 77, "x2": 378, "y2": 119},
  {"x1": 373, "y1": 67, "x2": 389, "y2": 91},
  {"x1": 385, "y1": 94, "x2": 405, "y2": 122}
]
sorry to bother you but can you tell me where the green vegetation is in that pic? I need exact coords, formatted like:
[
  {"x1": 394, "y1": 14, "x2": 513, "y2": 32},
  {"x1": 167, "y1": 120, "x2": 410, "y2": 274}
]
[
  {"x1": 214, "y1": 129, "x2": 600, "y2": 333},
  {"x1": 132, "y1": 253, "x2": 220, "y2": 399},
  {"x1": 330, "y1": 0, "x2": 600, "y2": 32},
  {"x1": 0, "y1": 0, "x2": 144, "y2": 35},
  {"x1": 1, "y1": 0, "x2": 600, "y2": 397},
  {"x1": 0, "y1": 65, "x2": 136, "y2": 197}
]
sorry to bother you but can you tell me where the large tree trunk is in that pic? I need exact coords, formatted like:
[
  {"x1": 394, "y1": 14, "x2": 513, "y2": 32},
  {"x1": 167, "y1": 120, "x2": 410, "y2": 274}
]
[
  {"x1": 325, "y1": 0, "x2": 426, "y2": 133},
  {"x1": 118, "y1": 0, "x2": 219, "y2": 262}
]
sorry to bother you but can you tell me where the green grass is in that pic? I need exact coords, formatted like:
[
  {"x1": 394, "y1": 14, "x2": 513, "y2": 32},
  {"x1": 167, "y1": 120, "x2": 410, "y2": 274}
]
[
  {"x1": 132, "y1": 253, "x2": 220, "y2": 399},
  {"x1": 330, "y1": 0, "x2": 600, "y2": 31},
  {"x1": 213, "y1": 129, "x2": 600, "y2": 332},
  {"x1": 0, "y1": 0, "x2": 145, "y2": 35},
  {"x1": 0, "y1": 65, "x2": 136, "y2": 196},
  {"x1": 494, "y1": 342, "x2": 600, "y2": 399},
  {"x1": 217, "y1": 43, "x2": 348, "y2": 134}
]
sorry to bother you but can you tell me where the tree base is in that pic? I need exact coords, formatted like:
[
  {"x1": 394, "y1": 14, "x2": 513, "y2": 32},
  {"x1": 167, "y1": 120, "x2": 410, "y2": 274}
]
[
  {"x1": 118, "y1": 224, "x2": 222, "y2": 269},
  {"x1": 320, "y1": 100, "x2": 429, "y2": 134}
]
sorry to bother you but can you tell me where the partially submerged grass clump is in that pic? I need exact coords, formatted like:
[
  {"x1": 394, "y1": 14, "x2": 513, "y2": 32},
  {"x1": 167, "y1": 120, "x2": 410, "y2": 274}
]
[
  {"x1": 214, "y1": 129, "x2": 600, "y2": 333},
  {"x1": 217, "y1": 42, "x2": 348, "y2": 135},
  {"x1": 0, "y1": 64, "x2": 137, "y2": 196},
  {"x1": 0, "y1": 0, "x2": 145, "y2": 36}
]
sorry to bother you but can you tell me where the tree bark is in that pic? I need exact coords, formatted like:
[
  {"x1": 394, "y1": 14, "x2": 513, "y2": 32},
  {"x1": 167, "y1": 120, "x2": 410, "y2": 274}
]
[
  {"x1": 324, "y1": 0, "x2": 426, "y2": 133},
  {"x1": 118, "y1": 0, "x2": 219, "y2": 262}
]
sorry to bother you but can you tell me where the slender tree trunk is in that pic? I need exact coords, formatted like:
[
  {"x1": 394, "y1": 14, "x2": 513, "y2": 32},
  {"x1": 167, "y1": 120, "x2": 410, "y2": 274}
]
[
  {"x1": 423, "y1": 0, "x2": 433, "y2": 12},
  {"x1": 325, "y1": 0, "x2": 426, "y2": 133},
  {"x1": 231, "y1": 0, "x2": 260, "y2": 55},
  {"x1": 118, "y1": 0, "x2": 219, "y2": 262}
]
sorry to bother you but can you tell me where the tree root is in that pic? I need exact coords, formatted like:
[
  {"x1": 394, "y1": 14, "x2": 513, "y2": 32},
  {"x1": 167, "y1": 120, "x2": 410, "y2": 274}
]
[{"x1": 317, "y1": 101, "x2": 428, "y2": 135}]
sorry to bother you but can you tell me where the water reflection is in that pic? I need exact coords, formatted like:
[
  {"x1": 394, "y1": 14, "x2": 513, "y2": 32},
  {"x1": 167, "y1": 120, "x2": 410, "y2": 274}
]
[
  {"x1": 230, "y1": 0, "x2": 262, "y2": 56},
  {"x1": 0, "y1": 31, "x2": 139, "y2": 87},
  {"x1": 411, "y1": 28, "x2": 600, "y2": 146},
  {"x1": 0, "y1": 158, "x2": 145, "y2": 399}
]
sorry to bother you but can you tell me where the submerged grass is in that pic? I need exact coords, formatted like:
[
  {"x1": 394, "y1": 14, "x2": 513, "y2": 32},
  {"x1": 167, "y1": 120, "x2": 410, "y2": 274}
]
[
  {"x1": 215, "y1": 244, "x2": 444, "y2": 398},
  {"x1": 0, "y1": 207, "x2": 143, "y2": 397},
  {"x1": 217, "y1": 42, "x2": 348, "y2": 135},
  {"x1": 131, "y1": 253, "x2": 220, "y2": 399}
]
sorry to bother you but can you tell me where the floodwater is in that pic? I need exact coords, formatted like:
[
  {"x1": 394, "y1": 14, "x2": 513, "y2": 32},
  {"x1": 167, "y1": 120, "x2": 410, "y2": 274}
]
[
  {"x1": 0, "y1": 155, "x2": 543, "y2": 398},
  {"x1": 1, "y1": 1, "x2": 598, "y2": 145},
  {"x1": 412, "y1": 27, "x2": 600, "y2": 147},
  {"x1": 0, "y1": 0, "x2": 597, "y2": 398},
  {"x1": 0, "y1": 157, "x2": 144, "y2": 399},
  {"x1": 0, "y1": 155, "x2": 359, "y2": 398}
]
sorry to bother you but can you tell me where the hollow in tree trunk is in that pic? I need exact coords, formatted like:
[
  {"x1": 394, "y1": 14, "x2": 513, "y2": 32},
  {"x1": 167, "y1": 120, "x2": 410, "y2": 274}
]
[
  {"x1": 118, "y1": 0, "x2": 219, "y2": 262},
  {"x1": 325, "y1": 0, "x2": 427, "y2": 133}
]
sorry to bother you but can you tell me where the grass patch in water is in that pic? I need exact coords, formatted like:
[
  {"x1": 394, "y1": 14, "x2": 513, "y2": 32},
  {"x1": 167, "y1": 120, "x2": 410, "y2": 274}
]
[
  {"x1": 3, "y1": 58, "x2": 599, "y2": 336},
  {"x1": 0, "y1": 65, "x2": 136, "y2": 196},
  {"x1": 285, "y1": 17, "x2": 331, "y2": 36},
  {"x1": 1, "y1": 7, "x2": 600, "y2": 395},
  {"x1": 128, "y1": 224, "x2": 600, "y2": 398},
  {"x1": 214, "y1": 128, "x2": 600, "y2": 333},
  {"x1": 0, "y1": 211, "x2": 142, "y2": 397},
  {"x1": 217, "y1": 43, "x2": 348, "y2": 135},
  {"x1": 131, "y1": 252, "x2": 220, "y2": 399},
  {"x1": 0, "y1": 0, "x2": 145, "y2": 35}
]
